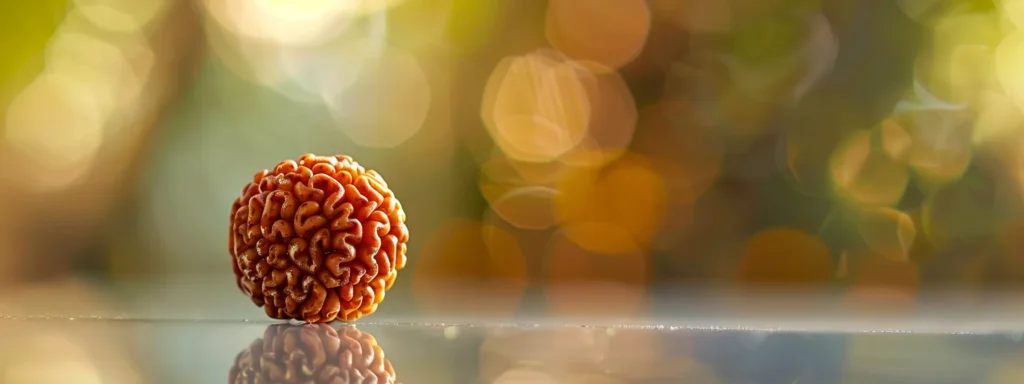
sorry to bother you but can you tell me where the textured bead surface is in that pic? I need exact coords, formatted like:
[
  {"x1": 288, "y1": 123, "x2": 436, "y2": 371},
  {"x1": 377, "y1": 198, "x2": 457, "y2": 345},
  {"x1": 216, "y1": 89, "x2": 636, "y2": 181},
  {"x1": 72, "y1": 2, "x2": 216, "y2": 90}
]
[{"x1": 229, "y1": 154, "x2": 409, "y2": 323}]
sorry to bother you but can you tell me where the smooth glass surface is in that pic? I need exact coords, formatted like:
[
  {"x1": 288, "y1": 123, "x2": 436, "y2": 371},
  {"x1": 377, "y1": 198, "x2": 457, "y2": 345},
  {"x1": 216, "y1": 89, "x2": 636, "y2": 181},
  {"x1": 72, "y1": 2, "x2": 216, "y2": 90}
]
[
  {"x1": 3, "y1": 317, "x2": 1023, "y2": 383},
  {"x1": 1, "y1": 278, "x2": 1022, "y2": 384}
]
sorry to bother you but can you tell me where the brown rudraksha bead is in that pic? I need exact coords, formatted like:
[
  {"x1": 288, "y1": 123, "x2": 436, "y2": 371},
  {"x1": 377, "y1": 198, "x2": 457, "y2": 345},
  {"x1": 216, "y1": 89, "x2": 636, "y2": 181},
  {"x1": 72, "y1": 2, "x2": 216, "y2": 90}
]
[
  {"x1": 229, "y1": 324, "x2": 397, "y2": 383},
  {"x1": 229, "y1": 154, "x2": 409, "y2": 323}
]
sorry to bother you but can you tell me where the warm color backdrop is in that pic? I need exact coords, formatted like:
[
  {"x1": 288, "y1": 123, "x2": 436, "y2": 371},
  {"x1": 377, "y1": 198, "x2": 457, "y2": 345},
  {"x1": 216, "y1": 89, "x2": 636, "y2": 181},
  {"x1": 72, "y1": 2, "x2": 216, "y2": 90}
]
[{"x1": 3, "y1": 0, "x2": 1024, "y2": 381}]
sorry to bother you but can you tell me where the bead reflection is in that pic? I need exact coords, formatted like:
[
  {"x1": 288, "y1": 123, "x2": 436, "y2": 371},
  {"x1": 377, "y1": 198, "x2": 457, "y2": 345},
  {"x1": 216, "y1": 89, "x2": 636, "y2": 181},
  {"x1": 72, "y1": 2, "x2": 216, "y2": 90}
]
[{"x1": 230, "y1": 324, "x2": 397, "y2": 384}]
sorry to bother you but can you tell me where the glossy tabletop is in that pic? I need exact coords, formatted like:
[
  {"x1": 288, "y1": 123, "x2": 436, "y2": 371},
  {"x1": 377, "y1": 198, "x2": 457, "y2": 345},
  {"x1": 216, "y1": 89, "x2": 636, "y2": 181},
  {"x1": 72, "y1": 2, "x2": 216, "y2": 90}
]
[
  {"x1": 2, "y1": 317, "x2": 1024, "y2": 384},
  {"x1": 2, "y1": 277, "x2": 1024, "y2": 383}
]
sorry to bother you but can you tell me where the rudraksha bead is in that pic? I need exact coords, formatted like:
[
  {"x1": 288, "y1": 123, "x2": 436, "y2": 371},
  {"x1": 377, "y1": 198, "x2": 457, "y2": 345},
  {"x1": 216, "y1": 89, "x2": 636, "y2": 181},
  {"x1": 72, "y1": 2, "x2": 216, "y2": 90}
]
[{"x1": 229, "y1": 154, "x2": 409, "y2": 323}]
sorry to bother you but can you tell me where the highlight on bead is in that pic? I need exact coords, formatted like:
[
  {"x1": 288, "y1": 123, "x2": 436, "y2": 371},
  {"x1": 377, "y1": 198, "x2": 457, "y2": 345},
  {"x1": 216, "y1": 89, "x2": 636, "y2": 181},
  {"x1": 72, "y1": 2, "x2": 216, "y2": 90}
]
[
  {"x1": 229, "y1": 153, "x2": 409, "y2": 323},
  {"x1": 230, "y1": 324, "x2": 397, "y2": 383}
]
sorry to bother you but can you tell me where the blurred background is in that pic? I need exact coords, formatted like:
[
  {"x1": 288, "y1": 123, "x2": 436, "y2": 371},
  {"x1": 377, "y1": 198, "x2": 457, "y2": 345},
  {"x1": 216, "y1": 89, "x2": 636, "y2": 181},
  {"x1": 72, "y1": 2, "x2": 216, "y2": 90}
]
[{"x1": 5, "y1": 0, "x2": 1024, "y2": 382}]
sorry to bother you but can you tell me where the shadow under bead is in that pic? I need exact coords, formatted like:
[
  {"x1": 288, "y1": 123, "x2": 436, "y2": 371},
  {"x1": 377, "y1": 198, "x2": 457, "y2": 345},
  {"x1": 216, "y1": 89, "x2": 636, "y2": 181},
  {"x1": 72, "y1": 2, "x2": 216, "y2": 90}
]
[
  {"x1": 229, "y1": 154, "x2": 410, "y2": 323},
  {"x1": 229, "y1": 324, "x2": 398, "y2": 384}
]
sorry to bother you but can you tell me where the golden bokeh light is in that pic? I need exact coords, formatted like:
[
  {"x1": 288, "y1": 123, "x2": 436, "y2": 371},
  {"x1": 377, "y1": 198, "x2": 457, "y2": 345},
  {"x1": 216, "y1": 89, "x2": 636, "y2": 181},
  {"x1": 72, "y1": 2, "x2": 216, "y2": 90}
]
[
  {"x1": 545, "y1": 227, "x2": 648, "y2": 318},
  {"x1": 411, "y1": 219, "x2": 527, "y2": 318},
  {"x1": 321, "y1": 0, "x2": 411, "y2": 18},
  {"x1": 554, "y1": 154, "x2": 667, "y2": 253},
  {"x1": 327, "y1": 43, "x2": 431, "y2": 149},
  {"x1": 545, "y1": 0, "x2": 651, "y2": 70},
  {"x1": 479, "y1": 150, "x2": 531, "y2": 187},
  {"x1": 903, "y1": 112, "x2": 974, "y2": 183},
  {"x1": 478, "y1": 150, "x2": 572, "y2": 231},
  {"x1": 0, "y1": 7, "x2": 163, "y2": 192},
  {"x1": 949, "y1": 44, "x2": 996, "y2": 105},
  {"x1": 478, "y1": 152, "x2": 536, "y2": 207},
  {"x1": 279, "y1": 34, "x2": 385, "y2": 101},
  {"x1": 202, "y1": 0, "x2": 394, "y2": 47},
  {"x1": 927, "y1": 8, "x2": 1004, "y2": 100},
  {"x1": 830, "y1": 129, "x2": 909, "y2": 206},
  {"x1": 44, "y1": 23, "x2": 154, "y2": 125},
  {"x1": 559, "y1": 62, "x2": 638, "y2": 167},
  {"x1": 4, "y1": 72, "x2": 104, "y2": 186},
  {"x1": 880, "y1": 119, "x2": 912, "y2": 161},
  {"x1": 856, "y1": 206, "x2": 917, "y2": 262},
  {"x1": 972, "y1": 92, "x2": 1024, "y2": 145},
  {"x1": 482, "y1": 51, "x2": 592, "y2": 163},
  {"x1": 203, "y1": 20, "x2": 290, "y2": 88},
  {"x1": 1002, "y1": 0, "x2": 1024, "y2": 28},
  {"x1": 489, "y1": 186, "x2": 560, "y2": 230},
  {"x1": 73, "y1": 0, "x2": 169, "y2": 33},
  {"x1": 996, "y1": 30, "x2": 1024, "y2": 110},
  {"x1": 736, "y1": 227, "x2": 832, "y2": 287},
  {"x1": 563, "y1": 220, "x2": 643, "y2": 257},
  {"x1": 481, "y1": 149, "x2": 573, "y2": 189},
  {"x1": 204, "y1": 7, "x2": 388, "y2": 104}
]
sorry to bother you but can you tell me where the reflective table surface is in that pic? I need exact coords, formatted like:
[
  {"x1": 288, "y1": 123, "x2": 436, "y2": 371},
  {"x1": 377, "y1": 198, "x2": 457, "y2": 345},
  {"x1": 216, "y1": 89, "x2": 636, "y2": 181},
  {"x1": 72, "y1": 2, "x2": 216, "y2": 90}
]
[
  {"x1": 4, "y1": 277, "x2": 1024, "y2": 383},
  {"x1": 3, "y1": 319, "x2": 1024, "y2": 383}
]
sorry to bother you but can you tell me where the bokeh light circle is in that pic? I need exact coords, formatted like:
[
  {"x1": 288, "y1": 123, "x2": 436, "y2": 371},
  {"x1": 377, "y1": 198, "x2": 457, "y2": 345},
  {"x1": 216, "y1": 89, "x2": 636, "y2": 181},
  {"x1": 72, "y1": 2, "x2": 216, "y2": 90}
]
[
  {"x1": 559, "y1": 61, "x2": 639, "y2": 167},
  {"x1": 489, "y1": 186, "x2": 560, "y2": 230},
  {"x1": 279, "y1": 34, "x2": 384, "y2": 102},
  {"x1": 856, "y1": 207, "x2": 917, "y2": 262},
  {"x1": 544, "y1": 0, "x2": 651, "y2": 70},
  {"x1": 44, "y1": 27, "x2": 154, "y2": 124},
  {"x1": 554, "y1": 154, "x2": 667, "y2": 254},
  {"x1": 4, "y1": 73, "x2": 105, "y2": 180},
  {"x1": 201, "y1": 0, "x2": 393, "y2": 47},
  {"x1": 830, "y1": 130, "x2": 909, "y2": 206},
  {"x1": 327, "y1": 43, "x2": 431, "y2": 149},
  {"x1": 482, "y1": 51, "x2": 592, "y2": 163},
  {"x1": 73, "y1": 0, "x2": 169, "y2": 33}
]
